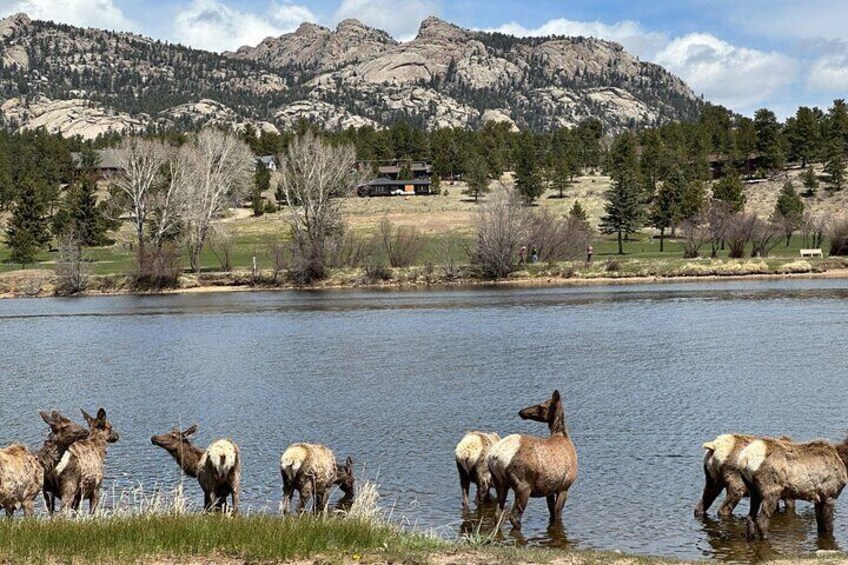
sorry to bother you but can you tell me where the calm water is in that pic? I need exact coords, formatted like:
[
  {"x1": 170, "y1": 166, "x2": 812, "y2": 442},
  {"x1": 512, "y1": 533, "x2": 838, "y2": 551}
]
[{"x1": 2, "y1": 280, "x2": 848, "y2": 562}]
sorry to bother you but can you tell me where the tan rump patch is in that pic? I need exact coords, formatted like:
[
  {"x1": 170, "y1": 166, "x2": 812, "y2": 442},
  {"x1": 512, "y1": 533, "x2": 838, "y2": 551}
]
[
  {"x1": 705, "y1": 434, "x2": 737, "y2": 464},
  {"x1": 280, "y1": 444, "x2": 310, "y2": 479},
  {"x1": 739, "y1": 440, "x2": 768, "y2": 477},
  {"x1": 205, "y1": 439, "x2": 238, "y2": 476},
  {"x1": 54, "y1": 451, "x2": 72, "y2": 475},
  {"x1": 487, "y1": 434, "x2": 522, "y2": 482}
]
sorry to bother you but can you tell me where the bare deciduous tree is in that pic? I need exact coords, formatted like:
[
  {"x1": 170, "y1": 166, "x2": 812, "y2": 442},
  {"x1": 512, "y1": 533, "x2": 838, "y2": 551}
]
[
  {"x1": 276, "y1": 133, "x2": 364, "y2": 283},
  {"x1": 208, "y1": 225, "x2": 234, "y2": 272},
  {"x1": 111, "y1": 138, "x2": 170, "y2": 255},
  {"x1": 706, "y1": 200, "x2": 732, "y2": 258},
  {"x1": 528, "y1": 208, "x2": 592, "y2": 262},
  {"x1": 379, "y1": 218, "x2": 425, "y2": 268},
  {"x1": 801, "y1": 210, "x2": 827, "y2": 249},
  {"x1": 326, "y1": 230, "x2": 372, "y2": 269},
  {"x1": 183, "y1": 130, "x2": 253, "y2": 273},
  {"x1": 829, "y1": 217, "x2": 848, "y2": 256},
  {"x1": 750, "y1": 217, "x2": 782, "y2": 257},
  {"x1": 724, "y1": 213, "x2": 758, "y2": 258},
  {"x1": 679, "y1": 216, "x2": 710, "y2": 258},
  {"x1": 54, "y1": 232, "x2": 87, "y2": 295},
  {"x1": 472, "y1": 186, "x2": 531, "y2": 278}
]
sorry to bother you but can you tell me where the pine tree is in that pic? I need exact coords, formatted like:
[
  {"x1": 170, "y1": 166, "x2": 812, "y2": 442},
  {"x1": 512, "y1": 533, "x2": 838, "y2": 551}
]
[
  {"x1": 712, "y1": 173, "x2": 746, "y2": 212},
  {"x1": 600, "y1": 170, "x2": 644, "y2": 255},
  {"x1": 6, "y1": 177, "x2": 49, "y2": 266},
  {"x1": 514, "y1": 133, "x2": 543, "y2": 204},
  {"x1": 774, "y1": 180, "x2": 804, "y2": 245},
  {"x1": 569, "y1": 200, "x2": 588, "y2": 221},
  {"x1": 649, "y1": 180, "x2": 679, "y2": 252},
  {"x1": 802, "y1": 166, "x2": 819, "y2": 196},
  {"x1": 463, "y1": 153, "x2": 490, "y2": 202},
  {"x1": 824, "y1": 141, "x2": 846, "y2": 191}
]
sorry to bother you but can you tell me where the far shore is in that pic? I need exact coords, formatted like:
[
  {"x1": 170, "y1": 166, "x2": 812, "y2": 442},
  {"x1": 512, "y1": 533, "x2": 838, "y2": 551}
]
[{"x1": 2, "y1": 262, "x2": 847, "y2": 301}]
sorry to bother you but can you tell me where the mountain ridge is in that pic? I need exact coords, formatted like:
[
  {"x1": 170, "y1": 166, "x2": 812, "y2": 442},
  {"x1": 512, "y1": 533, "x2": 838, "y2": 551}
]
[{"x1": 0, "y1": 13, "x2": 702, "y2": 139}]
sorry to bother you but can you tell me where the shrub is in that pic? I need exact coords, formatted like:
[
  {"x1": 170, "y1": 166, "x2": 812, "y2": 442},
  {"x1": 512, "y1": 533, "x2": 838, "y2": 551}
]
[
  {"x1": 527, "y1": 208, "x2": 591, "y2": 262},
  {"x1": 134, "y1": 244, "x2": 182, "y2": 290},
  {"x1": 829, "y1": 218, "x2": 848, "y2": 256},
  {"x1": 379, "y1": 218, "x2": 425, "y2": 268},
  {"x1": 471, "y1": 187, "x2": 530, "y2": 278},
  {"x1": 54, "y1": 233, "x2": 87, "y2": 296}
]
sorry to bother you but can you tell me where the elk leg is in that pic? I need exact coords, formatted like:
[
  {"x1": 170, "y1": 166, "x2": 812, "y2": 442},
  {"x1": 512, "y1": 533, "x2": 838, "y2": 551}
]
[
  {"x1": 509, "y1": 486, "x2": 531, "y2": 530},
  {"x1": 282, "y1": 486, "x2": 294, "y2": 515},
  {"x1": 203, "y1": 491, "x2": 212, "y2": 512},
  {"x1": 553, "y1": 490, "x2": 568, "y2": 523},
  {"x1": 231, "y1": 486, "x2": 239, "y2": 515},
  {"x1": 755, "y1": 495, "x2": 779, "y2": 540},
  {"x1": 298, "y1": 483, "x2": 313, "y2": 513},
  {"x1": 43, "y1": 491, "x2": 55, "y2": 515},
  {"x1": 495, "y1": 481, "x2": 508, "y2": 512},
  {"x1": 782, "y1": 497, "x2": 796, "y2": 513},
  {"x1": 457, "y1": 462, "x2": 471, "y2": 510},
  {"x1": 746, "y1": 489, "x2": 762, "y2": 541},
  {"x1": 546, "y1": 494, "x2": 556, "y2": 522},
  {"x1": 695, "y1": 471, "x2": 724, "y2": 517},
  {"x1": 815, "y1": 499, "x2": 835, "y2": 536},
  {"x1": 718, "y1": 473, "x2": 745, "y2": 518},
  {"x1": 22, "y1": 498, "x2": 35, "y2": 518},
  {"x1": 4, "y1": 507, "x2": 12, "y2": 518},
  {"x1": 89, "y1": 490, "x2": 100, "y2": 515}
]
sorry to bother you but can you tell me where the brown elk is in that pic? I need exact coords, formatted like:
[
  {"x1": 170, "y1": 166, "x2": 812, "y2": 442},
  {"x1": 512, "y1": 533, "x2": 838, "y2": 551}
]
[
  {"x1": 739, "y1": 437, "x2": 848, "y2": 540},
  {"x1": 455, "y1": 431, "x2": 500, "y2": 509},
  {"x1": 487, "y1": 390, "x2": 578, "y2": 529},
  {"x1": 280, "y1": 443, "x2": 354, "y2": 514},
  {"x1": 151, "y1": 425, "x2": 241, "y2": 513},
  {"x1": 37, "y1": 410, "x2": 89, "y2": 514},
  {"x1": 55, "y1": 408, "x2": 119, "y2": 514},
  {"x1": 695, "y1": 433, "x2": 795, "y2": 518}
]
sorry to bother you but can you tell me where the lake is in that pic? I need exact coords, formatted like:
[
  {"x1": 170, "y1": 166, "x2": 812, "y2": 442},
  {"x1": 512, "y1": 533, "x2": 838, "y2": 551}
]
[{"x1": 2, "y1": 279, "x2": 848, "y2": 562}]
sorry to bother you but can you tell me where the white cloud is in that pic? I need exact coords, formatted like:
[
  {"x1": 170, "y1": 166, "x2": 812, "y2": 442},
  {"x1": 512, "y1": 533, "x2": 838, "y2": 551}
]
[
  {"x1": 1, "y1": 0, "x2": 134, "y2": 31},
  {"x1": 333, "y1": 0, "x2": 439, "y2": 41},
  {"x1": 489, "y1": 18, "x2": 668, "y2": 60},
  {"x1": 718, "y1": 0, "x2": 848, "y2": 42},
  {"x1": 808, "y1": 44, "x2": 848, "y2": 92},
  {"x1": 654, "y1": 33, "x2": 797, "y2": 110},
  {"x1": 172, "y1": 0, "x2": 317, "y2": 52}
]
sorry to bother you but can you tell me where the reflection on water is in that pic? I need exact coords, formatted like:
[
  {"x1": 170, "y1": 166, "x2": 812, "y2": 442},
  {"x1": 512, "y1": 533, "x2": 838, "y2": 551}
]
[{"x1": 2, "y1": 279, "x2": 848, "y2": 562}]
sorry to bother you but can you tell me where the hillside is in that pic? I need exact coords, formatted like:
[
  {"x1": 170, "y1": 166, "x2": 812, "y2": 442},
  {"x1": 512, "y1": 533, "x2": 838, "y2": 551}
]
[{"x1": 0, "y1": 13, "x2": 702, "y2": 139}]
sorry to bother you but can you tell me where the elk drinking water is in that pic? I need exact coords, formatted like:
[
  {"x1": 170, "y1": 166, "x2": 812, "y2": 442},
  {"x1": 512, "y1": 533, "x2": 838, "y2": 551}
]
[
  {"x1": 150, "y1": 425, "x2": 241, "y2": 513},
  {"x1": 695, "y1": 433, "x2": 795, "y2": 518},
  {"x1": 280, "y1": 443, "x2": 354, "y2": 514},
  {"x1": 455, "y1": 431, "x2": 500, "y2": 509},
  {"x1": 36, "y1": 410, "x2": 89, "y2": 514},
  {"x1": 55, "y1": 408, "x2": 119, "y2": 514},
  {"x1": 487, "y1": 390, "x2": 577, "y2": 530},
  {"x1": 739, "y1": 436, "x2": 848, "y2": 540}
]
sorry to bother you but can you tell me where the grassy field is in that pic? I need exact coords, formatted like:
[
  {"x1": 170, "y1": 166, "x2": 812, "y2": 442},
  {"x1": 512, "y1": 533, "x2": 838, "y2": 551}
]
[{"x1": 0, "y1": 169, "x2": 842, "y2": 291}]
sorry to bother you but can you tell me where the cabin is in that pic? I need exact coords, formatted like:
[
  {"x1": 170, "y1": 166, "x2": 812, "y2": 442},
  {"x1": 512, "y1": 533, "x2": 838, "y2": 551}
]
[
  {"x1": 357, "y1": 177, "x2": 432, "y2": 197},
  {"x1": 256, "y1": 155, "x2": 278, "y2": 172},
  {"x1": 707, "y1": 153, "x2": 766, "y2": 179},
  {"x1": 71, "y1": 149, "x2": 123, "y2": 179}
]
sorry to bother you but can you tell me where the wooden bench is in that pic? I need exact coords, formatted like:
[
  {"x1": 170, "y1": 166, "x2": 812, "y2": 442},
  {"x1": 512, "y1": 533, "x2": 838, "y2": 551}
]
[{"x1": 800, "y1": 248, "x2": 823, "y2": 258}]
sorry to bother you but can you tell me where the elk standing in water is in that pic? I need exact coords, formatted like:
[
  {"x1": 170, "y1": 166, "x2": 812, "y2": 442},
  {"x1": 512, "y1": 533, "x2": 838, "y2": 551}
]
[
  {"x1": 487, "y1": 390, "x2": 577, "y2": 530},
  {"x1": 739, "y1": 437, "x2": 848, "y2": 540},
  {"x1": 151, "y1": 425, "x2": 241, "y2": 513},
  {"x1": 55, "y1": 408, "x2": 119, "y2": 514},
  {"x1": 695, "y1": 433, "x2": 795, "y2": 518},
  {"x1": 37, "y1": 411, "x2": 89, "y2": 514},
  {"x1": 280, "y1": 443, "x2": 354, "y2": 514},
  {"x1": 455, "y1": 431, "x2": 500, "y2": 510}
]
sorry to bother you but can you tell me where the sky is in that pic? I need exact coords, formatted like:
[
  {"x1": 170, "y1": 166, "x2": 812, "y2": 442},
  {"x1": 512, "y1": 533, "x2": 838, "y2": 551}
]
[{"x1": 1, "y1": 0, "x2": 846, "y2": 118}]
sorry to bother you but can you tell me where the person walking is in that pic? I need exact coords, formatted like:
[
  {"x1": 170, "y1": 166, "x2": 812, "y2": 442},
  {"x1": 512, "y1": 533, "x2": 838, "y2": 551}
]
[
  {"x1": 531, "y1": 246, "x2": 538, "y2": 263},
  {"x1": 519, "y1": 245, "x2": 527, "y2": 265},
  {"x1": 586, "y1": 244, "x2": 593, "y2": 263}
]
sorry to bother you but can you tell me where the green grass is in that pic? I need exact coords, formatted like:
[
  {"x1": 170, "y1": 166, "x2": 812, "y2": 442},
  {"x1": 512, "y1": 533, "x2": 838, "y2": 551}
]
[{"x1": 0, "y1": 514, "x2": 445, "y2": 563}]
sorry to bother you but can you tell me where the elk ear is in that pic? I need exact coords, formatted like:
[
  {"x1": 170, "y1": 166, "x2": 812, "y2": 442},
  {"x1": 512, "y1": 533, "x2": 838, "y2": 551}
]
[
  {"x1": 345, "y1": 456, "x2": 353, "y2": 472},
  {"x1": 81, "y1": 409, "x2": 95, "y2": 425},
  {"x1": 39, "y1": 411, "x2": 54, "y2": 426},
  {"x1": 96, "y1": 408, "x2": 107, "y2": 421},
  {"x1": 51, "y1": 410, "x2": 66, "y2": 422},
  {"x1": 183, "y1": 424, "x2": 198, "y2": 438},
  {"x1": 552, "y1": 389, "x2": 561, "y2": 403}
]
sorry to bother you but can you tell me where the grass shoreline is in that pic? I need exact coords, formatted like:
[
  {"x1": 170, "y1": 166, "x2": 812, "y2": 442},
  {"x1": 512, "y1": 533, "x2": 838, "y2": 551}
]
[{"x1": 1, "y1": 257, "x2": 847, "y2": 300}]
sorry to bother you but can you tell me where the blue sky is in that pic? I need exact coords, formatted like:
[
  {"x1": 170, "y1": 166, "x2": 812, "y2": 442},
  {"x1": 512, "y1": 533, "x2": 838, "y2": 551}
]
[{"x1": 2, "y1": 0, "x2": 847, "y2": 118}]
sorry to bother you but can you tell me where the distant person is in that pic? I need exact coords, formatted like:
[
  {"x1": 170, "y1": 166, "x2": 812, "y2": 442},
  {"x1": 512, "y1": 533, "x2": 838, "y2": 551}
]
[
  {"x1": 531, "y1": 246, "x2": 538, "y2": 263},
  {"x1": 519, "y1": 246, "x2": 527, "y2": 265},
  {"x1": 586, "y1": 244, "x2": 593, "y2": 262}
]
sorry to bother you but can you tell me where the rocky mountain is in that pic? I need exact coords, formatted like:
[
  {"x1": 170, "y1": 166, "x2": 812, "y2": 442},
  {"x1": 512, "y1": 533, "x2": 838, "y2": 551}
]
[{"x1": 0, "y1": 13, "x2": 702, "y2": 139}]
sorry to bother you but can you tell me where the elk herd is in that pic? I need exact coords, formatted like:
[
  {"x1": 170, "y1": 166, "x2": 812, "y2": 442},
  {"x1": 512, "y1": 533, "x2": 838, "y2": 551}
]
[{"x1": 2, "y1": 393, "x2": 848, "y2": 547}]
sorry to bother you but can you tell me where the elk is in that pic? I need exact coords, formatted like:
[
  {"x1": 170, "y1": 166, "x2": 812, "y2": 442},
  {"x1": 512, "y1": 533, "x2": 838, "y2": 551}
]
[
  {"x1": 695, "y1": 433, "x2": 795, "y2": 518},
  {"x1": 37, "y1": 410, "x2": 89, "y2": 514},
  {"x1": 739, "y1": 437, "x2": 848, "y2": 540},
  {"x1": 455, "y1": 431, "x2": 500, "y2": 509},
  {"x1": 150, "y1": 425, "x2": 241, "y2": 513},
  {"x1": 280, "y1": 443, "x2": 354, "y2": 514},
  {"x1": 55, "y1": 408, "x2": 119, "y2": 514},
  {"x1": 0, "y1": 443, "x2": 43, "y2": 518},
  {"x1": 487, "y1": 390, "x2": 578, "y2": 529}
]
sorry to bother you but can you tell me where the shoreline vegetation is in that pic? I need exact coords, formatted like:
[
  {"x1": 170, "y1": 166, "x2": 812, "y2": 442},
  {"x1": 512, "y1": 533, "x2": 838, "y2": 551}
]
[{"x1": 1, "y1": 257, "x2": 847, "y2": 300}]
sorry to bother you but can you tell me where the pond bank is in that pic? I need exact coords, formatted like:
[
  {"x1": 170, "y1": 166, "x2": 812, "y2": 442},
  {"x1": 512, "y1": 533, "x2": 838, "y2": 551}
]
[{"x1": 1, "y1": 257, "x2": 847, "y2": 299}]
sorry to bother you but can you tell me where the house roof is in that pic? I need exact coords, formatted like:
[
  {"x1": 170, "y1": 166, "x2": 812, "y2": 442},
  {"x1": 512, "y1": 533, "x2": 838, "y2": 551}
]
[
  {"x1": 71, "y1": 149, "x2": 123, "y2": 171},
  {"x1": 362, "y1": 177, "x2": 431, "y2": 187}
]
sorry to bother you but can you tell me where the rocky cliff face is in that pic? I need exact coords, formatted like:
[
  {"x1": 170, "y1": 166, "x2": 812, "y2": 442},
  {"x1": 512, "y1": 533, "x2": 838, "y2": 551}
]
[{"x1": 0, "y1": 13, "x2": 701, "y2": 138}]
